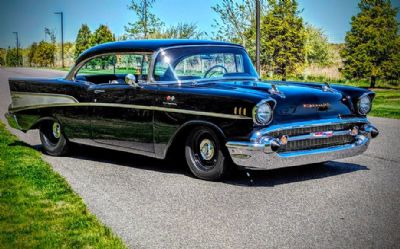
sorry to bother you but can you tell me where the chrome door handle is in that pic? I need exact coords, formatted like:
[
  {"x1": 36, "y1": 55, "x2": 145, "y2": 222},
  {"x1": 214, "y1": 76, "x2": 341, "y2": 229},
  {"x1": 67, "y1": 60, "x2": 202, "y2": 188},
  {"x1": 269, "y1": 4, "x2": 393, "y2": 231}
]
[{"x1": 94, "y1": 89, "x2": 105, "y2": 94}]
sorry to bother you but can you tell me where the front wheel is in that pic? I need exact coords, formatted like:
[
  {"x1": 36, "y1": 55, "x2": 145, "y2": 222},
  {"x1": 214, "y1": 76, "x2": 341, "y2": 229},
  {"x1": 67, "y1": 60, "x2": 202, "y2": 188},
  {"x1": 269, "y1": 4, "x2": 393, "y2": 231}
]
[
  {"x1": 185, "y1": 127, "x2": 232, "y2": 181},
  {"x1": 39, "y1": 120, "x2": 69, "y2": 156}
]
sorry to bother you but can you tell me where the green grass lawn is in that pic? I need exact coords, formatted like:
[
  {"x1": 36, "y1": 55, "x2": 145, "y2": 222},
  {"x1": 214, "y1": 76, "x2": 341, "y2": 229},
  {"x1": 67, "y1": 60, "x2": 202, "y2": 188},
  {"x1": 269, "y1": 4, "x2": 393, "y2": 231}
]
[
  {"x1": 0, "y1": 122, "x2": 126, "y2": 249},
  {"x1": 370, "y1": 89, "x2": 400, "y2": 119}
]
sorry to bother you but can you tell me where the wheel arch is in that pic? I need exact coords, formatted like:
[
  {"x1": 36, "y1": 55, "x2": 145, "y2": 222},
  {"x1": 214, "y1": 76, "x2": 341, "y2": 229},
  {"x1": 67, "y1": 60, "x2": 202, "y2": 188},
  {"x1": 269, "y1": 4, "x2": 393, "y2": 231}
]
[
  {"x1": 164, "y1": 120, "x2": 227, "y2": 160},
  {"x1": 30, "y1": 116, "x2": 61, "y2": 130}
]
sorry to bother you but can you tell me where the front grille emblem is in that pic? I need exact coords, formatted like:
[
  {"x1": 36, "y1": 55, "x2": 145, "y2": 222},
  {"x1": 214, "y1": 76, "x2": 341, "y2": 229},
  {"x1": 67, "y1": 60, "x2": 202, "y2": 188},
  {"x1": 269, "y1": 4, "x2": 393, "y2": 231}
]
[{"x1": 311, "y1": 131, "x2": 334, "y2": 138}]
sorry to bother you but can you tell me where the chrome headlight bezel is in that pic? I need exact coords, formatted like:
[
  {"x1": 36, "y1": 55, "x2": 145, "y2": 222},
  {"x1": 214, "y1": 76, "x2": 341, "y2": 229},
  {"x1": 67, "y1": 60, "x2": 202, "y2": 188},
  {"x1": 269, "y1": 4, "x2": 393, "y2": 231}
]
[
  {"x1": 357, "y1": 93, "x2": 372, "y2": 115},
  {"x1": 253, "y1": 99, "x2": 275, "y2": 126}
]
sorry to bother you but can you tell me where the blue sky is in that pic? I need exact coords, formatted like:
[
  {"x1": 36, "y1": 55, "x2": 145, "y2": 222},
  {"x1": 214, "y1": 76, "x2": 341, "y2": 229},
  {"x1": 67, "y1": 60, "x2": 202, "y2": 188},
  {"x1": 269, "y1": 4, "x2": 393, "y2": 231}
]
[{"x1": 0, "y1": 0, "x2": 399, "y2": 48}]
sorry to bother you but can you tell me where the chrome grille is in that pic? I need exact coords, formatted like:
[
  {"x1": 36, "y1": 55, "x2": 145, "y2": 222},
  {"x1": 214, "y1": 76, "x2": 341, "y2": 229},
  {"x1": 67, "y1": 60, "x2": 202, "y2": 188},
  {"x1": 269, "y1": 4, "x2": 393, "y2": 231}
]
[
  {"x1": 278, "y1": 135, "x2": 355, "y2": 152},
  {"x1": 268, "y1": 123, "x2": 358, "y2": 137},
  {"x1": 268, "y1": 122, "x2": 365, "y2": 152}
]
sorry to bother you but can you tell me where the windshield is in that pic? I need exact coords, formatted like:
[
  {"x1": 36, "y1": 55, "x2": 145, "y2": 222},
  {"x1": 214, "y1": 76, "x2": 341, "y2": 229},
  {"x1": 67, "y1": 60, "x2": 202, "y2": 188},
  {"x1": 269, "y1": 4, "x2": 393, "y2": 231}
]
[{"x1": 153, "y1": 46, "x2": 258, "y2": 82}]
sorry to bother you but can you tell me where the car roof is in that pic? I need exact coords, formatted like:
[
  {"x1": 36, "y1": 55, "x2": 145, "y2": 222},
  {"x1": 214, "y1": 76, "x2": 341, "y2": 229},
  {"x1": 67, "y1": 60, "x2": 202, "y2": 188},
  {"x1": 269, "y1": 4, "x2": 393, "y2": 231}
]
[{"x1": 75, "y1": 39, "x2": 243, "y2": 65}]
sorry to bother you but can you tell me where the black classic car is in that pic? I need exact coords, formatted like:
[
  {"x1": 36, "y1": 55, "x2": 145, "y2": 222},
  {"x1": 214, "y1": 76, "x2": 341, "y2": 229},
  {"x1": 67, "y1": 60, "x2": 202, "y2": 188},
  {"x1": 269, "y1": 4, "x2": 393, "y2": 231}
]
[{"x1": 5, "y1": 40, "x2": 379, "y2": 180}]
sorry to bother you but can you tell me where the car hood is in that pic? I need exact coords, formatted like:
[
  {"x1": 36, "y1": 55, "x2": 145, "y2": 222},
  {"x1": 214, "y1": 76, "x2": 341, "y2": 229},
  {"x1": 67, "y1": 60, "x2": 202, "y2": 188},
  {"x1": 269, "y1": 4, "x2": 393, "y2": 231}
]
[{"x1": 194, "y1": 80, "x2": 355, "y2": 123}]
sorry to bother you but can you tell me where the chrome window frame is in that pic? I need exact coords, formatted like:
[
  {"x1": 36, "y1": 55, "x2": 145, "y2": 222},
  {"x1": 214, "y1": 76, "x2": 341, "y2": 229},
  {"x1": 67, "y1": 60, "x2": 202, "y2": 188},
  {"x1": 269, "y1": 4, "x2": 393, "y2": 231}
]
[{"x1": 66, "y1": 45, "x2": 259, "y2": 85}]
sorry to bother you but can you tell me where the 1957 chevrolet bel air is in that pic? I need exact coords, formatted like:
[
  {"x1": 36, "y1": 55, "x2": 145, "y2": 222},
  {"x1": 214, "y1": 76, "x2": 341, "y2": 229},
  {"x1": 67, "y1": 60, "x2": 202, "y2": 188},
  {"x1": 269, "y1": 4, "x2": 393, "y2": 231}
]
[{"x1": 5, "y1": 40, "x2": 379, "y2": 180}]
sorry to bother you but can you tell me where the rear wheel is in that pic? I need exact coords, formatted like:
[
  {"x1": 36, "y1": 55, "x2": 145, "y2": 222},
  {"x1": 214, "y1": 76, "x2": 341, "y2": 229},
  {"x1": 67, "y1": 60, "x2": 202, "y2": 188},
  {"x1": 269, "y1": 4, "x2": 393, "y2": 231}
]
[
  {"x1": 185, "y1": 127, "x2": 232, "y2": 181},
  {"x1": 39, "y1": 120, "x2": 69, "y2": 156}
]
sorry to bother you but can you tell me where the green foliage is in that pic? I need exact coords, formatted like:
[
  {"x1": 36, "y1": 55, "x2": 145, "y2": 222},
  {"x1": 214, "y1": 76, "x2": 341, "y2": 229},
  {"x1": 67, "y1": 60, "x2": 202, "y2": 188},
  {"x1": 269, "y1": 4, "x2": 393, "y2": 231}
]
[
  {"x1": 341, "y1": 0, "x2": 400, "y2": 87},
  {"x1": 0, "y1": 122, "x2": 127, "y2": 248},
  {"x1": 27, "y1": 42, "x2": 38, "y2": 66},
  {"x1": 155, "y1": 22, "x2": 206, "y2": 39},
  {"x1": 125, "y1": 0, "x2": 164, "y2": 39},
  {"x1": 75, "y1": 24, "x2": 92, "y2": 58},
  {"x1": 304, "y1": 24, "x2": 333, "y2": 66},
  {"x1": 0, "y1": 48, "x2": 5, "y2": 66},
  {"x1": 91, "y1": 24, "x2": 114, "y2": 46},
  {"x1": 246, "y1": 0, "x2": 305, "y2": 80},
  {"x1": 369, "y1": 89, "x2": 400, "y2": 119},
  {"x1": 5, "y1": 47, "x2": 22, "y2": 67},
  {"x1": 33, "y1": 41, "x2": 56, "y2": 67},
  {"x1": 211, "y1": 0, "x2": 265, "y2": 47}
]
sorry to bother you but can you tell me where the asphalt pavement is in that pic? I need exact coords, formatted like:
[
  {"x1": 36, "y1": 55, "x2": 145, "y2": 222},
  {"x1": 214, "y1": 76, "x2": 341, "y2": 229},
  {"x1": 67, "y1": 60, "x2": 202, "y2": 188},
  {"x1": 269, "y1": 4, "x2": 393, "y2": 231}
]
[{"x1": 1, "y1": 67, "x2": 399, "y2": 249}]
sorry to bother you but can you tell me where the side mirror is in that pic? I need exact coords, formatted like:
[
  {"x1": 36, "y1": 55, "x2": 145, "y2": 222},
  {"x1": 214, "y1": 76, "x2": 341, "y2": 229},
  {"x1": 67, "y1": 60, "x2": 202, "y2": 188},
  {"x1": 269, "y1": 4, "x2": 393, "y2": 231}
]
[{"x1": 125, "y1": 74, "x2": 139, "y2": 87}]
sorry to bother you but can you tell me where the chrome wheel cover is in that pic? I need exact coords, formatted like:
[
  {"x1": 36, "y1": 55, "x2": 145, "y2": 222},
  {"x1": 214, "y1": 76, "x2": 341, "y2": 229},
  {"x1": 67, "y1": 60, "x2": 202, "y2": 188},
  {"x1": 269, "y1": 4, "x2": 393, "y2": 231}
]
[
  {"x1": 52, "y1": 122, "x2": 61, "y2": 139},
  {"x1": 199, "y1": 138, "x2": 215, "y2": 161}
]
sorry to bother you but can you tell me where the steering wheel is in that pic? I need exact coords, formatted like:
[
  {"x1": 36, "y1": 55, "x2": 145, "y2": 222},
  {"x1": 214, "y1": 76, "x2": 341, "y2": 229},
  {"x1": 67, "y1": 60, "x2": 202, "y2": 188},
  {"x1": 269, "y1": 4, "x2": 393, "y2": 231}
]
[{"x1": 204, "y1": 65, "x2": 228, "y2": 78}]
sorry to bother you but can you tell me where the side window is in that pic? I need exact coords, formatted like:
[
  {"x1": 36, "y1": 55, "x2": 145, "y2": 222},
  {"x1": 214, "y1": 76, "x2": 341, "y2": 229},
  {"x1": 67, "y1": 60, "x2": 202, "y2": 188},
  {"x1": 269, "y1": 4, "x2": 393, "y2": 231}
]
[
  {"x1": 76, "y1": 53, "x2": 151, "y2": 83},
  {"x1": 77, "y1": 55, "x2": 117, "y2": 75}
]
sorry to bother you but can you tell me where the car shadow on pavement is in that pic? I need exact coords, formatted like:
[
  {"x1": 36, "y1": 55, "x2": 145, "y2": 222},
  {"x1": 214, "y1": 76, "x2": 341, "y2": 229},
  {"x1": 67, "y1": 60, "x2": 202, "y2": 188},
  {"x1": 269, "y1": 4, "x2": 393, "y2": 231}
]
[
  {"x1": 67, "y1": 143, "x2": 191, "y2": 176},
  {"x1": 225, "y1": 161, "x2": 369, "y2": 187},
  {"x1": 28, "y1": 142, "x2": 369, "y2": 186}
]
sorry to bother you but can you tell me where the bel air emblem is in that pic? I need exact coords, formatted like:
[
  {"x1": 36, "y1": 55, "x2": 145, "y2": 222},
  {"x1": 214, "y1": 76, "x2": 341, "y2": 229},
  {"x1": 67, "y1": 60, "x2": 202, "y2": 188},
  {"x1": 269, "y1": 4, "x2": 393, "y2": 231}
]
[{"x1": 312, "y1": 131, "x2": 334, "y2": 138}]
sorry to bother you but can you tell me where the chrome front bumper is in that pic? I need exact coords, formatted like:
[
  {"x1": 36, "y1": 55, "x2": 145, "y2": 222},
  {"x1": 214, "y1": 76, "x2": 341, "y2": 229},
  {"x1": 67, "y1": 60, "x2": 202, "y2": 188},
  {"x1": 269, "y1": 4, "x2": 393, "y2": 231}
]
[{"x1": 226, "y1": 118, "x2": 379, "y2": 170}]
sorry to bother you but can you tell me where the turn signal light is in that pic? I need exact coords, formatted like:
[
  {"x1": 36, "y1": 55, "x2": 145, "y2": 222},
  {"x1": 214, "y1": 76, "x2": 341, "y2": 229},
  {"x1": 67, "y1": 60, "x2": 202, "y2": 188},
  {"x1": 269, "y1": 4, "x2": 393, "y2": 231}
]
[
  {"x1": 280, "y1": 135, "x2": 288, "y2": 145},
  {"x1": 351, "y1": 126, "x2": 359, "y2": 136}
]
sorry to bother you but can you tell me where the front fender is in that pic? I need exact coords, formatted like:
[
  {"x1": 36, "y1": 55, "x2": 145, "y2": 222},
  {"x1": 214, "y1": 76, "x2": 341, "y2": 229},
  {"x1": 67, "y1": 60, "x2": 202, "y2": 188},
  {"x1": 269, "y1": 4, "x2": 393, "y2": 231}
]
[{"x1": 155, "y1": 119, "x2": 229, "y2": 159}]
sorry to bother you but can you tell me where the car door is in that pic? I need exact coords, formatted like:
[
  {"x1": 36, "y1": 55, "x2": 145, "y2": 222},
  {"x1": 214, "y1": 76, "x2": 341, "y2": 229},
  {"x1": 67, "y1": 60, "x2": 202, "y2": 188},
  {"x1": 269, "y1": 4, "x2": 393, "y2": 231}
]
[
  {"x1": 75, "y1": 53, "x2": 156, "y2": 153},
  {"x1": 89, "y1": 83, "x2": 156, "y2": 153}
]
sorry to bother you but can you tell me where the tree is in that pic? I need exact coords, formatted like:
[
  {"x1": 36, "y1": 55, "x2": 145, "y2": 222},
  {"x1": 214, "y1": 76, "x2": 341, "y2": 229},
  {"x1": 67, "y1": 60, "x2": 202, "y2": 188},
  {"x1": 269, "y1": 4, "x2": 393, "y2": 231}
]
[
  {"x1": 5, "y1": 47, "x2": 22, "y2": 67},
  {"x1": 28, "y1": 42, "x2": 38, "y2": 66},
  {"x1": 246, "y1": 0, "x2": 305, "y2": 80},
  {"x1": 212, "y1": 0, "x2": 266, "y2": 47},
  {"x1": 91, "y1": 24, "x2": 114, "y2": 46},
  {"x1": 44, "y1": 28, "x2": 56, "y2": 44},
  {"x1": 125, "y1": 0, "x2": 164, "y2": 39},
  {"x1": 34, "y1": 41, "x2": 56, "y2": 67},
  {"x1": 304, "y1": 24, "x2": 332, "y2": 66},
  {"x1": 0, "y1": 48, "x2": 5, "y2": 66},
  {"x1": 155, "y1": 23, "x2": 206, "y2": 39},
  {"x1": 75, "y1": 24, "x2": 92, "y2": 58},
  {"x1": 341, "y1": 0, "x2": 400, "y2": 87}
]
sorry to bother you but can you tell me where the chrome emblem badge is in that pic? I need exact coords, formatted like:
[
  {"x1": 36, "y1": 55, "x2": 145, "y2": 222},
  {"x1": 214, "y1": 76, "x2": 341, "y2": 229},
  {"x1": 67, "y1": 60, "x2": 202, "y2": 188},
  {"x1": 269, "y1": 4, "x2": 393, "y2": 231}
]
[
  {"x1": 312, "y1": 131, "x2": 334, "y2": 138},
  {"x1": 303, "y1": 103, "x2": 329, "y2": 108}
]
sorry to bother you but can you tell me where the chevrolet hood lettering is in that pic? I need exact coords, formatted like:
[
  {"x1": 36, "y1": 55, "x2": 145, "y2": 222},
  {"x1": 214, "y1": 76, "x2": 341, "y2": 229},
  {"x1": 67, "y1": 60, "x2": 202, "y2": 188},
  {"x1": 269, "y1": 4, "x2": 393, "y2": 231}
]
[{"x1": 303, "y1": 103, "x2": 330, "y2": 108}]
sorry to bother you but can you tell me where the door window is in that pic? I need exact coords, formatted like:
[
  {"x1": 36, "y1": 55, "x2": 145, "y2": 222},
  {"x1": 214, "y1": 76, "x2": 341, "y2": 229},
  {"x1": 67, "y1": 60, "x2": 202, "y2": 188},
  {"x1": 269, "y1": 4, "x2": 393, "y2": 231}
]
[{"x1": 76, "y1": 54, "x2": 151, "y2": 83}]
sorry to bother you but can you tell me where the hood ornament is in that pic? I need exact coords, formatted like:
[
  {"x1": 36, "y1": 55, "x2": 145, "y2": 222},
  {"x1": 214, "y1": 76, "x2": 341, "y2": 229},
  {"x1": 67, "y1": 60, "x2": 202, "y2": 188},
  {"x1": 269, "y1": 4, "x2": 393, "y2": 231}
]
[
  {"x1": 322, "y1": 82, "x2": 335, "y2": 93},
  {"x1": 269, "y1": 84, "x2": 286, "y2": 98}
]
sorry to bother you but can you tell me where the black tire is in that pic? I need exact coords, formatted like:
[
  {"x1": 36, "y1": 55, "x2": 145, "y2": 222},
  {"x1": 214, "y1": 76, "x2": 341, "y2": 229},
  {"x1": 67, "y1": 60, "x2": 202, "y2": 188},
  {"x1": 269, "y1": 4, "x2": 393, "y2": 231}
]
[
  {"x1": 185, "y1": 126, "x2": 232, "y2": 181},
  {"x1": 39, "y1": 120, "x2": 69, "y2": 156}
]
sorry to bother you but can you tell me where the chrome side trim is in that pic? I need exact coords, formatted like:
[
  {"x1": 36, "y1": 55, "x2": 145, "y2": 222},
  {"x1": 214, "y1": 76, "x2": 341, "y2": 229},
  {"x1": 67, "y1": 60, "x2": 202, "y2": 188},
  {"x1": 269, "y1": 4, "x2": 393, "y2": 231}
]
[
  {"x1": 10, "y1": 91, "x2": 78, "y2": 109},
  {"x1": 69, "y1": 138, "x2": 158, "y2": 158},
  {"x1": 8, "y1": 92, "x2": 251, "y2": 120}
]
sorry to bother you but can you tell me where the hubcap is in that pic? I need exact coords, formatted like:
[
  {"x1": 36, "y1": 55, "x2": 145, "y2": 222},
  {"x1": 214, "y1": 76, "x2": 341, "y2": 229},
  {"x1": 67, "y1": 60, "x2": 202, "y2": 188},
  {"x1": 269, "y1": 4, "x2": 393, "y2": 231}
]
[
  {"x1": 52, "y1": 122, "x2": 61, "y2": 139},
  {"x1": 199, "y1": 139, "x2": 215, "y2": 161}
]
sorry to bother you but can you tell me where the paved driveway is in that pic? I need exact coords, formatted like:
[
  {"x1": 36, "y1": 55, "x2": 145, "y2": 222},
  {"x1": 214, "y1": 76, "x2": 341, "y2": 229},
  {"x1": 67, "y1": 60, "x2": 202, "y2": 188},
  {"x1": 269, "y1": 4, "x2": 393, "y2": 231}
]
[{"x1": 1, "y1": 67, "x2": 399, "y2": 248}]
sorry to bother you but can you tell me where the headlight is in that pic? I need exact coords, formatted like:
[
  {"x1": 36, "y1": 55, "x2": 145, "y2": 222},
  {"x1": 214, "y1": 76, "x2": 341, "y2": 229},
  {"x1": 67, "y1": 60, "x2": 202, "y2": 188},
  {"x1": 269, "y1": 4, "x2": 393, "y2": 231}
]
[
  {"x1": 253, "y1": 101, "x2": 273, "y2": 125},
  {"x1": 358, "y1": 94, "x2": 372, "y2": 115}
]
